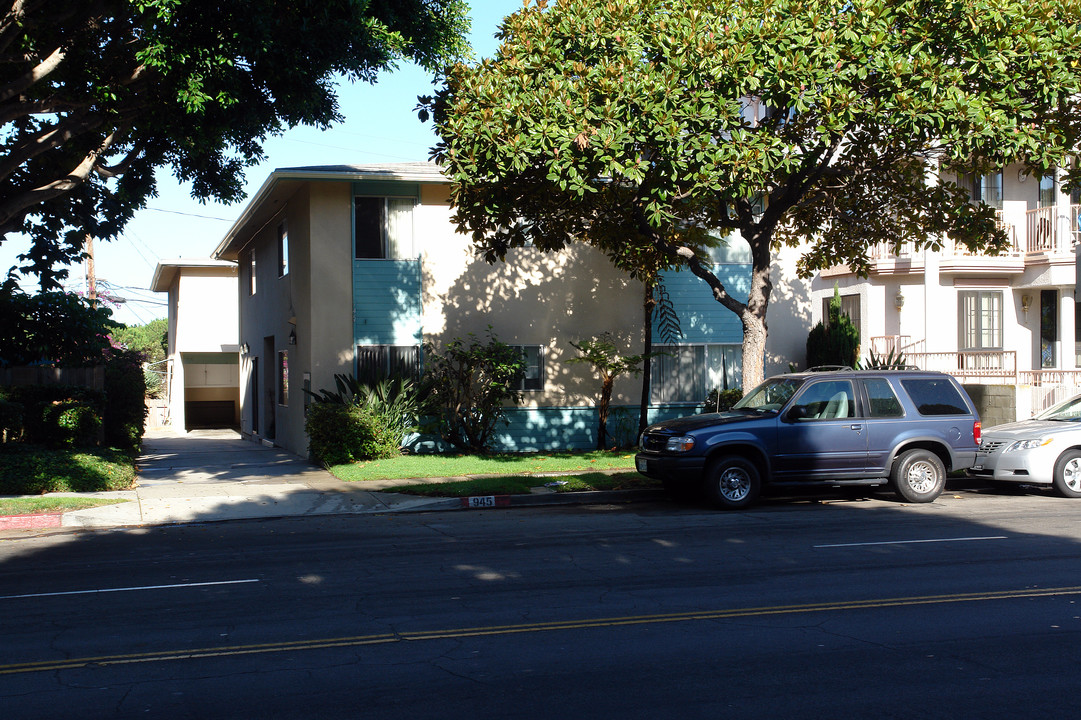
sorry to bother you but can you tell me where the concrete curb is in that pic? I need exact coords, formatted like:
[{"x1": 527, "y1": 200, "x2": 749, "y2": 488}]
[{"x1": 0, "y1": 488, "x2": 667, "y2": 532}]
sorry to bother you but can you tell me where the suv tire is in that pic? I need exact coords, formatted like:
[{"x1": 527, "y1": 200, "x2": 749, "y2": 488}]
[
  {"x1": 704, "y1": 456, "x2": 761, "y2": 510},
  {"x1": 891, "y1": 449, "x2": 946, "y2": 503}
]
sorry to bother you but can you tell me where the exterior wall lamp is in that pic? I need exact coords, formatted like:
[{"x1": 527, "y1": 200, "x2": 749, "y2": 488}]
[{"x1": 895, "y1": 289, "x2": 905, "y2": 310}]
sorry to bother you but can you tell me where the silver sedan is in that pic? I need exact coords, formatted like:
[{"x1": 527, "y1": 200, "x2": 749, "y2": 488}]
[{"x1": 969, "y1": 394, "x2": 1081, "y2": 497}]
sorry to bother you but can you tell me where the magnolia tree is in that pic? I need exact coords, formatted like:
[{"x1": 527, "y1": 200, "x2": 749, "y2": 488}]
[
  {"x1": 0, "y1": 0, "x2": 469, "y2": 287},
  {"x1": 426, "y1": 0, "x2": 1081, "y2": 389}
]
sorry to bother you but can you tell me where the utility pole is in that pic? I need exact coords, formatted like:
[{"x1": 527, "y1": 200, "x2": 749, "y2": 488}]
[{"x1": 85, "y1": 233, "x2": 97, "y2": 305}]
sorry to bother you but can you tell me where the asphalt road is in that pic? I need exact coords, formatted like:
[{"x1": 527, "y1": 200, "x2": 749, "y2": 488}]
[{"x1": 2, "y1": 486, "x2": 1080, "y2": 719}]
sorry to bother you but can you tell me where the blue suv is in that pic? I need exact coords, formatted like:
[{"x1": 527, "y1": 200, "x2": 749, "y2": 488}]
[{"x1": 635, "y1": 369, "x2": 981, "y2": 509}]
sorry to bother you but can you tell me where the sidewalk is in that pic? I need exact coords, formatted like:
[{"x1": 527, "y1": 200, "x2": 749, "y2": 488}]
[{"x1": 1, "y1": 428, "x2": 661, "y2": 532}]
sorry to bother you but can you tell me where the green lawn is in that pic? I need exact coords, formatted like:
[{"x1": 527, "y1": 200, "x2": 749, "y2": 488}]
[
  {"x1": 384, "y1": 471, "x2": 657, "y2": 497},
  {"x1": 328, "y1": 450, "x2": 638, "y2": 482},
  {"x1": 0, "y1": 444, "x2": 137, "y2": 495}
]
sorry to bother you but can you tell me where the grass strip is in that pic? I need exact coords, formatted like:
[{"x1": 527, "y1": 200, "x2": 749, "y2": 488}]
[
  {"x1": 0, "y1": 496, "x2": 130, "y2": 516},
  {"x1": 383, "y1": 471, "x2": 658, "y2": 497},
  {"x1": 329, "y1": 450, "x2": 637, "y2": 482}
]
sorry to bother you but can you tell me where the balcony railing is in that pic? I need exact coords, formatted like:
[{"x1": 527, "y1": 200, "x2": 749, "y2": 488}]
[
  {"x1": 867, "y1": 205, "x2": 1081, "y2": 265},
  {"x1": 903, "y1": 351, "x2": 1017, "y2": 382},
  {"x1": 1025, "y1": 204, "x2": 1080, "y2": 254}
]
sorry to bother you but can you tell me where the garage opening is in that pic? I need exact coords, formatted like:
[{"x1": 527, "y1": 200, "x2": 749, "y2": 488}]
[{"x1": 182, "y1": 352, "x2": 240, "y2": 430}]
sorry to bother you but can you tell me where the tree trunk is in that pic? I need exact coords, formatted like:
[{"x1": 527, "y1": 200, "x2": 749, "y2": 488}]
[
  {"x1": 598, "y1": 375, "x2": 613, "y2": 450},
  {"x1": 638, "y1": 280, "x2": 654, "y2": 436},
  {"x1": 740, "y1": 244, "x2": 774, "y2": 390}
]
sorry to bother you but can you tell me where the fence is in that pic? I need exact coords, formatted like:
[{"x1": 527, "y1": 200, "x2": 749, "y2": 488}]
[{"x1": 0, "y1": 366, "x2": 105, "y2": 391}]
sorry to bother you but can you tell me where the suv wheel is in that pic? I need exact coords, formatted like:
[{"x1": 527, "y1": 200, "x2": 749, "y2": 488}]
[
  {"x1": 890, "y1": 449, "x2": 946, "y2": 503},
  {"x1": 704, "y1": 456, "x2": 761, "y2": 510},
  {"x1": 1052, "y1": 450, "x2": 1081, "y2": 498}
]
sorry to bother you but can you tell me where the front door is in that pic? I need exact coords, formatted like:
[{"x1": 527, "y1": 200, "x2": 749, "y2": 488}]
[{"x1": 773, "y1": 379, "x2": 868, "y2": 480}]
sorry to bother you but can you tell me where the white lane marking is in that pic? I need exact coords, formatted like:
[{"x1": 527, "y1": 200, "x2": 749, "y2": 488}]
[
  {"x1": 814, "y1": 536, "x2": 1008, "y2": 549},
  {"x1": 0, "y1": 579, "x2": 260, "y2": 601}
]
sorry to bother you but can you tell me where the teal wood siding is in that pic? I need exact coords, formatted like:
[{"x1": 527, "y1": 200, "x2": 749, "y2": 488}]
[
  {"x1": 352, "y1": 259, "x2": 422, "y2": 345},
  {"x1": 654, "y1": 264, "x2": 749, "y2": 342},
  {"x1": 408, "y1": 404, "x2": 704, "y2": 453}
]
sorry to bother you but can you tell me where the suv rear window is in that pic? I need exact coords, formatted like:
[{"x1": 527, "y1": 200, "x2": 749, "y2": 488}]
[{"x1": 900, "y1": 378, "x2": 970, "y2": 416}]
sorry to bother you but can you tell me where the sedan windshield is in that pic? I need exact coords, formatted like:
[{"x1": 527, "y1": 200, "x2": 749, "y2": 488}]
[
  {"x1": 1038, "y1": 394, "x2": 1081, "y2": 422},
  {"x1": 733, "y1": 377, "x2": 804, "y2": 413}
]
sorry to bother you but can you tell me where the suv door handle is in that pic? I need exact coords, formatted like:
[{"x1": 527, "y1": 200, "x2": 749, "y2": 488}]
[{"x1": 850, "y1": 424, "x2": 863, "y2": 434}]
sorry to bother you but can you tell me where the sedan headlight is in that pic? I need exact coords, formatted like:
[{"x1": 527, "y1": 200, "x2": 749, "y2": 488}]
[
  {"x1": 1005, "y1": 438, "x2": 1053, "y2": 452},
  {"x1": 665, "y1": 436, "x2": 696, "y2": 452}
]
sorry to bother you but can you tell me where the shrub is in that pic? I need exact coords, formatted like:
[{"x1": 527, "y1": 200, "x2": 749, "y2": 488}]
[
  {"x1": 104, "y1": 348, "x2": 147, "y2": 450},
  {"x1": 0, "y1": 396, "x2": 23, "y2": 441},
  {"x1": 424, "y1": 329, "x2": 526, "y2": 453},
  {"x1": 306, "y1": 402, "x2": 400, "y2": 465},
  {"x1": 705, "y1": 388, "x2": 745, "y2": 412},
  {"x1": 4, "y1": 385, "x2": 105, "y2": 446},
  {"x1": 806, "y1": 284, "x2": 859, "y2": 369},
  {"x1": 43, "y1": 400, "x2": 102, "y2": 446}
]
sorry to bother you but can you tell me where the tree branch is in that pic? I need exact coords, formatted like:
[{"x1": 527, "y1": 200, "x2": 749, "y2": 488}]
[
  {"x1": 0, "y1": 131, "x2": 115, "y2": 234},
  {"x1": 0, "y1": 44, "x2": 64, "y2": 103}
]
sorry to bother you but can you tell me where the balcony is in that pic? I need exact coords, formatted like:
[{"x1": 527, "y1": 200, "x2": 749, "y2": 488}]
[{"x1": 864, "y1": 205, "x2": 1078, "y2": 275}]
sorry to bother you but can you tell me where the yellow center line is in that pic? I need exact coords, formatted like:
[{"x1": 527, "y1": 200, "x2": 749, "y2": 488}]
[{"x1": 2, "y1": 585, "x2": 1078, "y2": 676}]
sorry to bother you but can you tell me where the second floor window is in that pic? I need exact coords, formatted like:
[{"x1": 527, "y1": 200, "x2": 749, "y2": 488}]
[
  {"x1": 277, "y1": 220, "x2": 289, "y2": 277},
  {"x1": 248, "y1": 250, "x2": 256, "y2": 295},
  {"x1": 355, "y1": 197, "x2": 416, "y2": 259}
]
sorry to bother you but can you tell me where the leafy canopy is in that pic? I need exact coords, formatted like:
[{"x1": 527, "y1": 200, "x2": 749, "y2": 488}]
[
  {"x1": 427, "y1": 0, "x2": 1081, "y2": 387},
  {"x1": 1, "y1": 0, "x2": 470, "y2": 287}
]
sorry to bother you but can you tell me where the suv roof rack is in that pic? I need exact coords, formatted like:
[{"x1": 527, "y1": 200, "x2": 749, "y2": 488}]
[{"x1": 804, "y1": 365, "x2": 852, "y2": 372}]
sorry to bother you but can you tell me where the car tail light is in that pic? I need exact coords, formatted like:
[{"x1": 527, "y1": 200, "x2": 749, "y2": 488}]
[{"x1": 973, "y1": 421, "x2": 981, "y2": 446}]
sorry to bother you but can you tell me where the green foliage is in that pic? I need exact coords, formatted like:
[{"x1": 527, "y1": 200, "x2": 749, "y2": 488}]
[
  {"x1": 104, "y1": 347, "x2": 147, "y2": 449},
  {"x1": 807, "y1": 286, "x2": 860, "y2": 369},
  {"x1": 1, "y1": 385, "x2": 105, "y2": 446},
  {"x1": 858, "y1": 348, "x2": 911, "y2": 370},
  {"x1": 706, "y1": 388, "x2": 745, "y2": 413},
  {"x1": 567, "y1": 333, "x2": 644, "y2": 450},
  {"x1": 112, "y1": 318, "x2": 168, "y2": 364},
  {"x1": 304, "y1": 373, "x2": 430, "y2": 455},
  {"x1": 305, "y1": 402, "x2": 400, "y2": 466},
  {"x1": 427, "y1": 0, "x2": 1081, "y2": 389},
  {"x1": 0, "y1": 396, "x2": 23, "y2": 441},
  {"x1": 0, "y1": 276, "x2": 118, "y2": 367},
  {"x1": 0, "y1": 0, "x2": 471, "y2": 287},
  {"x1": 424, "y1": 329, "x2": 527, "y2": 453},
  {"x1": 0, "y1": 444, "x2": 135, "y2": 494}
]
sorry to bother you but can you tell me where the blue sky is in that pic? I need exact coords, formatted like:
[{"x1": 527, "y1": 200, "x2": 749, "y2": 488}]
[{"x1": 0, "y1": 0, "x2": 520, "y2": 326}]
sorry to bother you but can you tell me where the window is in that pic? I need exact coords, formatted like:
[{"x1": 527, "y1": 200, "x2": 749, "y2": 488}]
[
  {"x1": 821, "y1": 293, "x2": 860, "y2": 331},
  {"x1": 278, "y1": 350, "x2": 289, "y2": 407},
  {"x1": 1042, "y1": 290, "x2": 1058, "y2": 369},
  {"x1": 967, "y1": 172, "x2": 1003, "y2": 210},
  {"x1": 1038, "y1": 174, "x2": 1056, "y2": 208},
  {"x1": 958, "y1": 290, "x2": 1003, "y2": 351},
  {"x1": 510, "y1": 345, "x2": 544, "y2": 391},
  {"x1": 787, "y1": 380, "x2": 855, "y2": 420},
  {"x1": 651, "y1": 344, "x2": 742, "y2": 404},
  {"x1": 277, "y1": 220, "x2": 288, "y2": 277},
  {"x1": 248, "y1": 250, "x2": 256, "y2": 295},
  {"x1": 356, "y1": 345, "x2": 421, "y2": 385},
  {"x1": 864, "y1": 378, "x2": 904, "y2": 418},
  {"x1": 900, "y1": 378, "x2": 969, "y2": 416},
  {"x1": 354, "y1": 197, "x2": 416, "y2": 259}
]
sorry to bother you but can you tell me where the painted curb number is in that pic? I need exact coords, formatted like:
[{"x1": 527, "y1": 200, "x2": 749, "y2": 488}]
[{"x1": 461, "y1": 495, "x2": 510, "y2": 509}]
